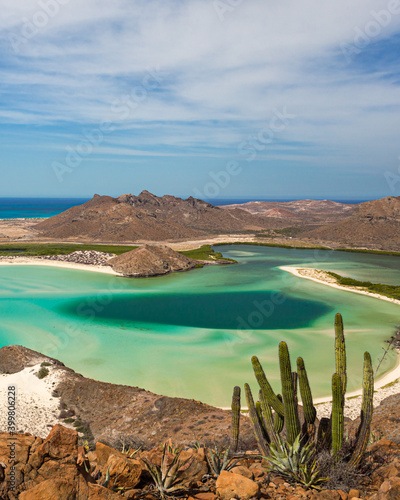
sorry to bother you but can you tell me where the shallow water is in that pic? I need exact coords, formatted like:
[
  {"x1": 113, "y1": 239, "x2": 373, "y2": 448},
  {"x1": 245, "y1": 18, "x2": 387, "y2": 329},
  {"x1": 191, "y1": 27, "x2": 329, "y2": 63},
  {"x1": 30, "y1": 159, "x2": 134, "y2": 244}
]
[{"x1": 0, "y1": 245, "x2": 399, "y2": 406}]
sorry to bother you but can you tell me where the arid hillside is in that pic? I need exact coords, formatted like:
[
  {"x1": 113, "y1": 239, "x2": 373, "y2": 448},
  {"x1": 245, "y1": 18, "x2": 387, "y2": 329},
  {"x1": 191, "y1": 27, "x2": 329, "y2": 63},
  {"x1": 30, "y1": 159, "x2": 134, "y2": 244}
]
[
  {"x1": 35, "y1": 191, "x2": 284, "y2": 242},
  {"x1": 302, "y1": 196, "x2": 400, "y2": 250}
]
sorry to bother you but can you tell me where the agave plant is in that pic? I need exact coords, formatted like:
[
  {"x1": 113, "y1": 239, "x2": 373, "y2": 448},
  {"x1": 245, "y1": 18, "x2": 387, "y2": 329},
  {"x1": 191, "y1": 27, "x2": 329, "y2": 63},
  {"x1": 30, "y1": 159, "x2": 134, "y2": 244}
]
[
  {"x1": 141, "y1": 444, "x2": 193, "y2": 499},
  {"x1": 204, "y1": 446, "x2": 243, "y2": 478},
  {"x1": 265, "y1": 435, "x2": 327, "y2": 489}
]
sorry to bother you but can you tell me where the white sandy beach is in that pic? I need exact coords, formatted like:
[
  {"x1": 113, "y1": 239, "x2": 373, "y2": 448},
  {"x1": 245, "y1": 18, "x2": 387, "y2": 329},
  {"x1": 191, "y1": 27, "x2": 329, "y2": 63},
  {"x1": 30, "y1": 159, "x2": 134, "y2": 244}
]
[
  {"x1": 0, "y1": 256, "x2": 122, "y2": 276},
  {"x1": 0, "y1": 364, "x2": 73, "y2": 438},
  {"x1": 280, "y1": 265, "x2": 400, "y2": 306}
]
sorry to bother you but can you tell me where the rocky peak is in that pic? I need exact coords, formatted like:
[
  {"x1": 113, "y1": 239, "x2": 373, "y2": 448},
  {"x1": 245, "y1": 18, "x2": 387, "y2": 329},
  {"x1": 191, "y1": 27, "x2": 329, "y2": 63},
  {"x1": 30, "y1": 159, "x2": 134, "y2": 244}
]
[{"x1": 357, "y1": 196, "x2": 400, "y2": 221}]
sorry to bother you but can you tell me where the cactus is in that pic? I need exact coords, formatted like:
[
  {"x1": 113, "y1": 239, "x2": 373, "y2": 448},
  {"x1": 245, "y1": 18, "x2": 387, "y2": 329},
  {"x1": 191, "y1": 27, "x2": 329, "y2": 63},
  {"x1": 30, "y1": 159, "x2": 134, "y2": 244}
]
[
  {"x1": 349, "y1": 352, "x2": 374, "y2": 467},
  {"x1": 335, "y1": 313, "x2": 347, "y2": 395},
  {"x1": 331, "y1": 373, "x2": 344, "y2": 456},
  {"x1": 252, "y1": 356, "x2": 284, "y2": 416},
  {"x1": 244, "y1": 383, "x2": 269, "y2": 456},
  {"x1": 279, "y1": 341, "x2": 300, "y2": 445},
  {"x1": 231, "y1": 386, "x2": 241, "y2": 452},
  {"x1": 241, "y1": 313, "x2": 374, "y2": 486},
  {"x1": 273, "y1": 395, "x2": 284, "y2": 435},
  {"x1": 297, "y1": 357, "x2": 316, "y2": 425},
  {"x1": 259, "y1": 390, "x2": 280, "y2": 447}
]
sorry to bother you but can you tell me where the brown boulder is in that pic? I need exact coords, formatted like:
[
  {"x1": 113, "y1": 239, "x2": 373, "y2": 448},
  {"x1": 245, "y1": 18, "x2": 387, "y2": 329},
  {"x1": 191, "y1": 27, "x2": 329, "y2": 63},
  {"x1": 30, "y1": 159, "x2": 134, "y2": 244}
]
[
  {"x1": 95, "y1": 442, "x2": 142, "y2": 489},
  {"x1": 215, "y1": 470, "x2": 259, "y2": 500},
  {"x1": 28, "y1": 424, "x2": 78, "y2": 470},
  {"x1": 376, "y1": 477, "x2": 400, "y2": 500}
]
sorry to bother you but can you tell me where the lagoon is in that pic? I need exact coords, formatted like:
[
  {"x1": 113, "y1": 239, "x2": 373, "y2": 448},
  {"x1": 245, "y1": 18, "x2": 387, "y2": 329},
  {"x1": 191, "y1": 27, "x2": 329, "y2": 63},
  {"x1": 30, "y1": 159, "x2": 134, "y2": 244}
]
[{"x1": 0, "y1": 245, "x2": 399, "y2": 407}]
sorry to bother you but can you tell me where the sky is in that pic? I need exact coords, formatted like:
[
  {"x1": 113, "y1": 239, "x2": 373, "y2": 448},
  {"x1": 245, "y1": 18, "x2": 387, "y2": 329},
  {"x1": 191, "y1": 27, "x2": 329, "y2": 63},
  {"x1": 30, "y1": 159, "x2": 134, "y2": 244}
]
[{"x1": 1, "y1": 0, "x2": 400, "y2": 201}]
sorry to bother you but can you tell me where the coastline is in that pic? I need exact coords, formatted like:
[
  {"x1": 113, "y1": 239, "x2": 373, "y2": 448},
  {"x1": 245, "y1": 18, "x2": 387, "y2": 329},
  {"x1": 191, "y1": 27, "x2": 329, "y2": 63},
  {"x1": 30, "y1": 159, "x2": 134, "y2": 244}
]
[
  {"x1": 0, "y1": 257, "x2": 122, "y2": 276},
  {"x1": 279, "y1": 265, "x2": 400, "y2": 306},
  {"x1": 279, "y1": 264, "x2": 400, "y2": 417}
]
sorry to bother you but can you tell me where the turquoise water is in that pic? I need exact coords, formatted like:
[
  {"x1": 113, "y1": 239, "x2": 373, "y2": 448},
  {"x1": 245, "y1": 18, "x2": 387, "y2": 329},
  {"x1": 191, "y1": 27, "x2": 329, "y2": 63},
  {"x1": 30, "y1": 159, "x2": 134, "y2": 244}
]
[{"x1": 0, "y1": 245, "x2": 399, "y2": 406}]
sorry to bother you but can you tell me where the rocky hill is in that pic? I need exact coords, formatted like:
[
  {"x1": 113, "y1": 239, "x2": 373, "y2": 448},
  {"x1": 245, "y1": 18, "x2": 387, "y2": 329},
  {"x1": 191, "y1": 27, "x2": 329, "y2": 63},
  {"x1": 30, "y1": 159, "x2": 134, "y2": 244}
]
[
  {"x1": 303, "y1": 196, "x2": 400, "y2": 250},
  {"x1": 108, "y1": 244, "x2": 199, "y2": 277},
  {"x1": 220, "y1": 199, "x2": 356, "y2": 225},
  {"x1": 35, "y1": 191, "x2": 283, "y2": 242}
]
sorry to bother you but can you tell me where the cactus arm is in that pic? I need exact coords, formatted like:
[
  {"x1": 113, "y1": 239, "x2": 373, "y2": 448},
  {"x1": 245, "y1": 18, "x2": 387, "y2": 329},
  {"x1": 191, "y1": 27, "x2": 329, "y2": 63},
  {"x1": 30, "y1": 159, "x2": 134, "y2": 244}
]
[
  {"x1": 350, "y1": 352, "x2": 374, "y2": 467},
  {"x1": 231, "y1": 386, "x2": 241, "y2": 452},
  {"x1": 259, "y1": 390, "x2": 280, "y2": 447},
  {"x1": 297, "y1": 357, "x2": 317, "y2": 425},
  {"x1": 273, "y1": 394, "x2": 284, "y2": 434},
  {"x1": 279, "y1": 342, "x2": 301, "y2": 445},
  {"x1": 335, "y1": 313, "x2": 347, "y2": 395},
  {"x1": 252, "y1": 356, "x2": 284, "y2": 417},
  {"x1": 331, "y1": 373, "x2": 344, "y2": 456},
  {"x1": 244, "y1": 383, "x2": 269, "y2": 456}
]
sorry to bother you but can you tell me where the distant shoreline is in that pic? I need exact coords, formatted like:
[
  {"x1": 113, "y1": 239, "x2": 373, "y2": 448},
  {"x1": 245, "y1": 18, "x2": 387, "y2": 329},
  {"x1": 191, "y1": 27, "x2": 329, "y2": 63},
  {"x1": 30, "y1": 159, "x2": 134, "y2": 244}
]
[
  {"x1": 279, "y1": 265, "x2": 400, "y2": 306},
  {"x1": 279, "y1": 265, "x2": 400, "y2": 409}
]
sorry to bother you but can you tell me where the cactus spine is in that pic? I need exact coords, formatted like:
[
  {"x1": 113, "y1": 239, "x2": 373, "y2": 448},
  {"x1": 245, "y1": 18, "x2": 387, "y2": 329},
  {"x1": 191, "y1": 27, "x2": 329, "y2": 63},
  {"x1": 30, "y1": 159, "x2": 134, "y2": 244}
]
[
  {"x1": 350, "y1": 352, "x2": 374, "y2": 467},
  {"x1": 335, "y1": 313, "x2": 347, "y2": 395},
  {"x1": 279, "y1": 341, "x2": 300, "y2": 445},
  {"x1": 331, "y1": 373, "x2": 344, "y2": 456},
  {"x1": 231, "y1": 386, "x2": 241, "y2": 452}
]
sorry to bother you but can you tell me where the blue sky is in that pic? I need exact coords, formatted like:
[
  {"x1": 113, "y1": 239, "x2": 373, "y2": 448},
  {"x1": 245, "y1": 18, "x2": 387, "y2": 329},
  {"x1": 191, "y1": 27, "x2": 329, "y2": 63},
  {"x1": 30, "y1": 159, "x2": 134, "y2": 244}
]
[{"x1": 1, "y1": 0, "x2": 400, "y2": 200}]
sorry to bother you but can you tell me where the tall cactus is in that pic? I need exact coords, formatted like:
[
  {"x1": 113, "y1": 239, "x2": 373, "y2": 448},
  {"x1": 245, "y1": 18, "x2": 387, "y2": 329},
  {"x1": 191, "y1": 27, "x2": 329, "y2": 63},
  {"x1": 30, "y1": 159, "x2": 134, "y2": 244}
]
[
  {"x1": 279, "y1": 341, "x2": 300, "y2": 445},
  {"x1": 259, "y1": 390, "x2": 280, "y2": 447},
  {"x1": 231, "y1": 386, "x2": 241, "y2": 452},
  {"x1": 335, "y1": 313, "x2": 347, "y2": 395},
  {"x1": 252, "y1": 356, "x2": 284, "y2": 416},
  {"x1": 241, "y1": 313, "x2": 374, "y2": 481},
  {"x1": 244, "y1": 383, "x2": 269, "y2": 456},
  {"x1": 331, "y1": 373, "x2": 344, "y2": 456},
  {"x1": 349, "y1": 352, "x2": 374, "y2": 467},
  {"x1": 297, "y1": 357, "x2": 316, "y2": 425}
]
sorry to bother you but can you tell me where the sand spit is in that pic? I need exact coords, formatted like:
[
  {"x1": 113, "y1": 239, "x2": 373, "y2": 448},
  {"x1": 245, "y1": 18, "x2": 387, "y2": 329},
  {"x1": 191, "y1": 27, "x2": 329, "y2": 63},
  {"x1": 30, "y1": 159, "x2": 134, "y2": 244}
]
[
  {"x1": 0, "y1": 256, "x2": 122, "y2": 276},
  {"x1": 280, "y1": 265, "x2": 400, "y2": 306}
]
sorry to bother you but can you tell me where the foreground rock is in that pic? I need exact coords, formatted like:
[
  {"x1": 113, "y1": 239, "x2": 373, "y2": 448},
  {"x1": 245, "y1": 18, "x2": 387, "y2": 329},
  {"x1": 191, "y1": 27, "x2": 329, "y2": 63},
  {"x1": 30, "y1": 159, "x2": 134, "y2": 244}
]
[
  {"x1": 108, "y1": 244, "x2": 199, "y2": 277},
  {"x1": 1, "y1": 425, "x2": 400, "y2": 499}
]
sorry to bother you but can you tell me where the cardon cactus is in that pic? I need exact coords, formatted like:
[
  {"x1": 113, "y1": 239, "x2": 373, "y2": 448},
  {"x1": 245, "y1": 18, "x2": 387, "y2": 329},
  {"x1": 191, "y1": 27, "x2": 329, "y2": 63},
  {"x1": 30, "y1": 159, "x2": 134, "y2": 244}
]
[
  {"x1": 234, "y1": 313, "x2": 374, "y2": 485},
  {"x1": 231, "y1": 386, "x2": 241, "y2": 452}
]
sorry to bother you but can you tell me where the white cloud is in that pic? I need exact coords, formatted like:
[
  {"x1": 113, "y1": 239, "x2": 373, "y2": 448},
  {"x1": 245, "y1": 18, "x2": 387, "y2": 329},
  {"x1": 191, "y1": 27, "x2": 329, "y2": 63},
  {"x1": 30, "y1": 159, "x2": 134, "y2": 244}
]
[{"x1": 0, "y1": 0, "x2": 400, "y2": 174}]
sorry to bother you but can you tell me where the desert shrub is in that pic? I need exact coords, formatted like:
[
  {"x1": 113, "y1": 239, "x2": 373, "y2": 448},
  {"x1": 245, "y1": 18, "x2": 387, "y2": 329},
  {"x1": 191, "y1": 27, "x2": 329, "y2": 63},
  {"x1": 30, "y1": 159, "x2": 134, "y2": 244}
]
[{"x1": 38, "y1": 367, "x2": 49, "y2": 379}]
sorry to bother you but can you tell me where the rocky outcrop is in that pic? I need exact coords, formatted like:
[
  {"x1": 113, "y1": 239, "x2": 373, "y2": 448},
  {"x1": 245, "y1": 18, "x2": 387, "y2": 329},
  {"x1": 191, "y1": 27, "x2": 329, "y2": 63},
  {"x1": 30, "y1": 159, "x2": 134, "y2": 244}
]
[
  {"x1": 108, "y1": 244, "x2": 198, "y2": 277},
  {"x1": 41, "y1": 250, "x2": 114, "y2": 266}
]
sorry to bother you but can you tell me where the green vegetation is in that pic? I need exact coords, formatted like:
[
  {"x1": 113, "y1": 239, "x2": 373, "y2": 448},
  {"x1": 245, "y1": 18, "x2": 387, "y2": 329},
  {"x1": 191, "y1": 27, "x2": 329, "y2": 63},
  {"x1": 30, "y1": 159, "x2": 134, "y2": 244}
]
[
  {"x1": 40, "y1": 361, "x2": 51, "y2": 367},
  {"x1": 214, "y1": 241, "x2": 331, "y2": 250},
  {"x1": 38, "y1": 367, "x2": 49, "y2": 379},
  {"x1": 327, "y1": 272, "x2": 400, "y2": 301},
  {"x1": 235, "y1": 313, "x2": 374, "y2": 489},
  {"x1": 179, "y1": 244, "x2": 237, "y2": 262},
  {"x1": 336, "y1": 248, "x2": 400, "y2": 257},
  {"x1": 0, "y1": 243, "x2": 137, "y2": 256}
]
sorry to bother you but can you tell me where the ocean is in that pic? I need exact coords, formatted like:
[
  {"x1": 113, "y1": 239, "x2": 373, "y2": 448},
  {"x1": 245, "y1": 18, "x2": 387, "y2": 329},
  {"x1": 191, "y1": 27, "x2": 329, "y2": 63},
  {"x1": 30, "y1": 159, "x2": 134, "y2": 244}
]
[{"x1": 0, "y1": 197, "x2": 364, "y2": 219}]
